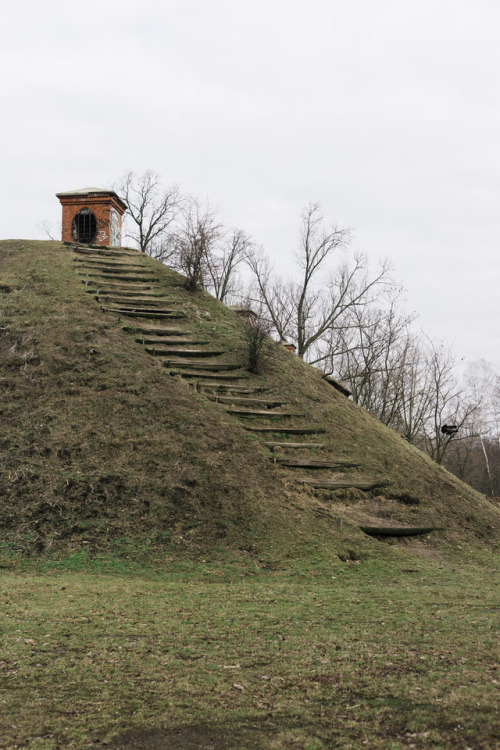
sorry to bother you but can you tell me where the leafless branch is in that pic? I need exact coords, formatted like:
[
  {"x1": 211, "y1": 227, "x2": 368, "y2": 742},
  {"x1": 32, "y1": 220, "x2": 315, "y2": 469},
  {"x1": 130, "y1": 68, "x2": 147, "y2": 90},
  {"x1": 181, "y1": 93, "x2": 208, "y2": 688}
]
[{"x1": 115, "y1": 170, "x2": 182, "y2": 256}]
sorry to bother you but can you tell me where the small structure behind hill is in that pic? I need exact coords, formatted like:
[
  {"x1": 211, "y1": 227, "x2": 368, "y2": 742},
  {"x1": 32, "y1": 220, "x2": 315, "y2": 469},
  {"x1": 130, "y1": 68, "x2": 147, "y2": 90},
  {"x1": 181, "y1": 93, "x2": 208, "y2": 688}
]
[
  {"x1": 280, "y1": 339, "x2": 297, "y2": 353},
  {"x1": 230, "y1": 305, "x2": 257, "y2": 322},
  {"x1": 56, "y1": 187, "x2": 127, "y2": 247},
  {"x1": 324, "y1": 375, "x2": 352, "y2": 398}
]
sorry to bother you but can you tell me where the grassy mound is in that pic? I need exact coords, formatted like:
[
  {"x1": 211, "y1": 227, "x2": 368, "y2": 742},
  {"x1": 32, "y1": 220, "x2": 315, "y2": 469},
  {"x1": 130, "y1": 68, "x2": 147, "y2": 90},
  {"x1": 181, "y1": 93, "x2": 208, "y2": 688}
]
[{"x1": 0, "y1": 240, "x2": 498, "y2": 564}]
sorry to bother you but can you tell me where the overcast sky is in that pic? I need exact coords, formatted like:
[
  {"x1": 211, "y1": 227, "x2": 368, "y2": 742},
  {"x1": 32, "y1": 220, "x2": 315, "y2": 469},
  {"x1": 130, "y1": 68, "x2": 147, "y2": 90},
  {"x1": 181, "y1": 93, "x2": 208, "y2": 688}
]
[{"x1": 1, "y1": 0, "x2": 499, "y2": 367}]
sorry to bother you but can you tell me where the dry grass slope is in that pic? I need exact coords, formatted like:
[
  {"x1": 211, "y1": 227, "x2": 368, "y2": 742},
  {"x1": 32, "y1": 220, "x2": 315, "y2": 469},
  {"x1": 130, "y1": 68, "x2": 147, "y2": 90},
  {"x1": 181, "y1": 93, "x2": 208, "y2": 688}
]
[{"x1": 1, "y1": 240, "x2": 498, "y2": 564}]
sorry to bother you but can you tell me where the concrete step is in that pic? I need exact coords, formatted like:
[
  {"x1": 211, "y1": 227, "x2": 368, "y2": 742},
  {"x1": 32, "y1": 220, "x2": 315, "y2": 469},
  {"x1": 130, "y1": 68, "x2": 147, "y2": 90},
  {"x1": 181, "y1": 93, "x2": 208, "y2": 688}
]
[
  {"x1": 94, "y1": 296, "x2": 176, "y2": 306},
  {"x1": 299, "y1": 479, "x2": 386, "y2": 490},
  {"x1": 226, "y1": 408, "x2": 304, "y2": 418},
  {"x1": 162, "y1": 361, "x2": 241, "y2": 371},
  {"x1": 103, "y1": 307, "x2": 186, "y2": 319},
  {"x1": 264, "y1": 442, "x2": 327, "y2": 450},
  {"x1": 136, "y1": 337, "x2": 209, "y2": 346},
  {"x1": 85, "y1": 286, "x2": 156, "y2": 295},
  {"x1": 199, "y1": 384, "x2": 269, "y2": 395},
  {"x1": 271, "y1": 458, "x2": 360, "y2": 469},
  {"x1": 71, "y1": 246, "x2": 140, "y2": 258},
  {"x1": 73, "y1": 251, "x2": 144, "y2": 259},
  {"x1": 169, "y1": 371, "x2": 248, "y2": 382},
  {"x1": 145, "y1": 348, "x2": 225, "y2": 358},
  {"x1": 74, "y1": 252, "x2": 139, "y2": 260},
  {"x1": 82, "y1": 277, "x2": 153, "y2": 287},
  {"x1": 122, "y1": 325, "x2": 188, "y2": 336},
  {"x1": 80, "y1": 273, "x2": 159, "y2": 283},
  {"x1": 74, "y1": 251, "x2": 142, "y2": 259},
  {"x1": 360, "y1": 525, "x2": 436, "y2": 537},
  {"x1": 75, "y1": 258, "x2": 147, "y2": 268},
  {"x1": 104, "y1": 305, "x2": 181, "y2": 314},
  {"x1": 207, "y1": 396, "x2": 284, "y2": 408},
  {"x1": 79, "y1": 265, "x2": 153, "y2": 275},
  {"x1": 244, "y1": 427, "x2": 326, "y2": 435}
]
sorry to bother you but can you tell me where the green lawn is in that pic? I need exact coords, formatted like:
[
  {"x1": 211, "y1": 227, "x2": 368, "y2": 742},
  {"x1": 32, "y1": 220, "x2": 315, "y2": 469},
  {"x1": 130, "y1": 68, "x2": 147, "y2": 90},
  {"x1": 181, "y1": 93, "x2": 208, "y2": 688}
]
[{"x1": 1, "y1": 554, "x2": 498, "y2": 749}]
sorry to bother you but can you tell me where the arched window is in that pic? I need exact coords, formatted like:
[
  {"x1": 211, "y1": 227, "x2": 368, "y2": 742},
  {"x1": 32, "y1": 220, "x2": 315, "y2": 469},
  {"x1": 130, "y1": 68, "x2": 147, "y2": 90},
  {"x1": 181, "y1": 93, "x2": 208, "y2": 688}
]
[{"x1": 72, "y1": 208, "x2": 97, "y2": 244}]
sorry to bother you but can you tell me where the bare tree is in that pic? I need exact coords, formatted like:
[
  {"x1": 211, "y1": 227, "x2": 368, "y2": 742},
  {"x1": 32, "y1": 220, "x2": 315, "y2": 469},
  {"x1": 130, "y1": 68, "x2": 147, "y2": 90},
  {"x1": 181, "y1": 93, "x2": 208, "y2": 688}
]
[
  {"x1": 247, "y1": 203, "x2": 389, "y2": 360},
  {"x1": 329, "y1": 290, "x2": 416, "y2": 427},
  {"x1": 245, "y1": 249, "x2": 295, "y2": 341},
  {"x1": 242, "y1": 313, "x2": 274, "y2": 374},
  {"x1": 171, "y1": 199, "x2": 224, "y2": 291},
  {"x1": 443, "y1": 410, "x2": 482, "y2": 485},
  {"x1": 419, "y1": 340, "x2": 479, "y2": 464},
  {"x1": 205, "y1": 229, "x2": 252, "y2": 303},
  {"x1": 115, "y1": 170, "x2": 181, "y2": 256},
  {"x1": 462, "y1": 360, "x2": 500, "y2": 494},
  {"x1": 466, "y1": 360, "x2": 500, "y2": 439},
  {"x1": 330, "y1": 293, "x2": 480, "y2": 465},
  {"x1": 37, "y1": 219, "x2": 61, "y2": 242},
  {"x1": 170, "y1": 199, "x2": 251, "y2": 297},
  {"x1": 388, "y1": 334, "x2": 433, "y2": 444}
]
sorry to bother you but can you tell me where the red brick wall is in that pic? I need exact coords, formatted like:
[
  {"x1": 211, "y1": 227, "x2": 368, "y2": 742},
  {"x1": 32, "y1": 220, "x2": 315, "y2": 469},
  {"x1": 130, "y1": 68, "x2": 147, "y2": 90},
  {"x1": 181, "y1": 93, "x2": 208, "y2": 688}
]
[{"x1": 59, "y1": 194, "x2": 125, "y2": 246}]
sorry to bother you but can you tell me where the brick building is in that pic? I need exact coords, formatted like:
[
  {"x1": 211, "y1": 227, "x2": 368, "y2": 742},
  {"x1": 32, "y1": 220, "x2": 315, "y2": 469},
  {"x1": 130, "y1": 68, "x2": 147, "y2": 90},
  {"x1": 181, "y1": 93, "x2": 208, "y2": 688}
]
[{"x1": 56, "y1": 187, "x2": 127, "y2": 247}]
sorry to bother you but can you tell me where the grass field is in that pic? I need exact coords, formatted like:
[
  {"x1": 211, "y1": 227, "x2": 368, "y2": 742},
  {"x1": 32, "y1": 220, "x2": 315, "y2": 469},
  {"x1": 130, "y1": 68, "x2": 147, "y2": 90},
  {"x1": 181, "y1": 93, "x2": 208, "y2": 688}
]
[{"x1": 1, "y1": 552, "x2": 498, "y2": 749}]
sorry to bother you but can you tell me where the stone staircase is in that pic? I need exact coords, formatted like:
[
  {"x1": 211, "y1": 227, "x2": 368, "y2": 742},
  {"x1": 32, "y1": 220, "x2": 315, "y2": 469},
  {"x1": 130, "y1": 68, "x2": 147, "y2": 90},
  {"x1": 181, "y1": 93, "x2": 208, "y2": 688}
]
[
  {"x1": 71, "y1": 242, "x2": 387, "y2": 501},
  {"x1": 197, "y1": 380, "x2": 387, "y2": 493}
]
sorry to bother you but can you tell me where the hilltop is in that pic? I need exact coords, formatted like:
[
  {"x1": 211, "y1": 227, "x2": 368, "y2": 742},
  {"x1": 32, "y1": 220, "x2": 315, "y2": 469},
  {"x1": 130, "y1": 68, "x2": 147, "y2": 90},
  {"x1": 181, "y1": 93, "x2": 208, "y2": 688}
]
[{"x1": 1, "y1": 239, "x2": 498, "y2": 565}]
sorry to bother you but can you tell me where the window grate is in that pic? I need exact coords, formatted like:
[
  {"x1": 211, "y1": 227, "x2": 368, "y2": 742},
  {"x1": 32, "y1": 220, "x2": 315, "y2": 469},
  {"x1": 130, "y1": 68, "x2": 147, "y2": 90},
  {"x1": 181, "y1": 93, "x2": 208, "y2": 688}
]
[{"x1": 72, "y1": 208, "x2": 97, "y2": 244}]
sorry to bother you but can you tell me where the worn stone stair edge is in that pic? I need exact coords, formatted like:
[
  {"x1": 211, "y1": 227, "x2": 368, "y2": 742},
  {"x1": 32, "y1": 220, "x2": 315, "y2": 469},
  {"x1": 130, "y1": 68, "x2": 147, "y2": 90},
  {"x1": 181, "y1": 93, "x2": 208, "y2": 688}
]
[
  {"x1": 104, "y1": 308, "x2": 186, "y2": 317},
  {"x1": 199, "y1": 384, "x2": 269, "y2": 393},
  {"x1": 103, "y1": 308, "x2": 186, "y2": 319},
  {"x1": 360, "y1": 525, "x2": 437, "y2": 537},
  {"x1": 85, "y1": 288, "x2": 157, "y2": 296},
  {"x1": 68, "y1": 245, "x2": 140, "y2": 257},
  {"x1": 300, "y1": 479, "x2": 388, "y2": 490},
  {"x1": 93, "y1": 294, "x2": 175, "y2": 302},
  {"x1": 72, "y1": 251, "x2": 139, "y2": 258},
  {"x1": 137, "y1": 337, "x2": 210, "y2": 346},
  {"x1": 74, "y1": 255, "x2": 151, "y2": 264},
  {"x1": 73, "y1": 253, "x2": 145, "y2": 261},
  {"x1": 104, "y1": 305, "x2": 181, "y2": 312},
  {"x1": 122, "y1": 325, "x2": 189, "y2": 336},
  {"x1": 270, "y1": 458, "x2": 361, "y2": 468},
  {"x1": 80, "y1": 265, "x2": 154, "y2": 273},
  {"x1": 80, "y1": 274, "x2": 159, "y2": 283},
  {"x1": 74, "y1": 259, "x2": 149, "y2": 268},
  {"x1": 162, "y1": 361, "x2": 241, "y2": 371},
  {"x1": 83, "y1": 284, "x2": 156, "y2": 293},
  {"x1": 145, "y1": 348, "x2": 225, "y2": 358},
  {"x1": 78, "y1": 268, "x2": 155, "y2": 276},
  {"x1": 78, "y1": 270, "x2": 158, "y2": 278},
  {"x1": 84, "y1": 272, "x2": 155, "y2": 279},
  {"x1": 169, "y1": 371, "x2": 249, "y2": 381},
  {"x1": 66, "y1": 240, "x2": 138, "y2": 250},
  {"x1": 226, "y1": 408, "x2": 304, "y2": 417},
  {"x1": 264, "y1": 442, "x2": 327, "y2": 449},
  {"x1": 82, "y1": 279, "x2": 154, "y2": 287},
  {"x1": 245, "y1": 427, "x2": 326, "y2": 434},
  {"x1": 206, "y1": 396, "x2": 285, "y2": 407},
  {"x1": 98, "y1": 299, "x2": 180, "y2": 308}
]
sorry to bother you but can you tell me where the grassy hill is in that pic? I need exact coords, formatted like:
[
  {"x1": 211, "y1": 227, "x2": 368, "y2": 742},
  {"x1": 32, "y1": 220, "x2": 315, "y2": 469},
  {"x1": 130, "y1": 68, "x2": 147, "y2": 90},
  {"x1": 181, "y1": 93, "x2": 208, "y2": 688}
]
[
  {"x1": 1, "y1": 239, "x2": 498, "y2": 565},
  {"x1": 2, "y1": 240, "x2": 500, "y2": 750}
]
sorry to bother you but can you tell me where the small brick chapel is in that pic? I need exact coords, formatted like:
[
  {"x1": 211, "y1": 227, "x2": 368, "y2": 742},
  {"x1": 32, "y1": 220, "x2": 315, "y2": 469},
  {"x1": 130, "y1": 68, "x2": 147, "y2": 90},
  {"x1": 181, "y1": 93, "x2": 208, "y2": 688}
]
[{"x1": 56, "y1": 188, "x2": 126, "y2": 247}]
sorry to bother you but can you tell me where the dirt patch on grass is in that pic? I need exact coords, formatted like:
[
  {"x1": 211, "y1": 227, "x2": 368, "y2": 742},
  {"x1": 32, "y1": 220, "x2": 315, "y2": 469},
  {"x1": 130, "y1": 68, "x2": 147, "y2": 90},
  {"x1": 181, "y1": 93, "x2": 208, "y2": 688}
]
[
  {"x1": 397, "y1": 540, "x2": 444, "y2": 558},
  {"x1": 110, "y1": 721, "x2": 279, "y2": 749}
]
